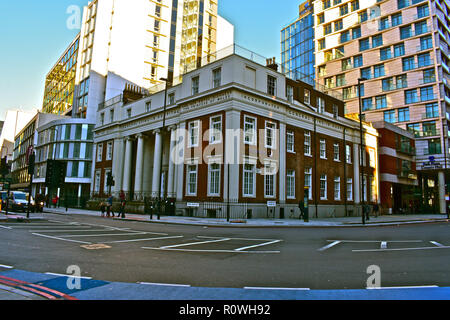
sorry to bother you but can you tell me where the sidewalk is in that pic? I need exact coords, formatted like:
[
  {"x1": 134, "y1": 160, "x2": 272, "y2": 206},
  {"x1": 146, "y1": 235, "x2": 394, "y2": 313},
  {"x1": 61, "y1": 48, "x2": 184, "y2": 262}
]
[{"x1": 41, "y1": 207, "x2": 449, "y2": 227}]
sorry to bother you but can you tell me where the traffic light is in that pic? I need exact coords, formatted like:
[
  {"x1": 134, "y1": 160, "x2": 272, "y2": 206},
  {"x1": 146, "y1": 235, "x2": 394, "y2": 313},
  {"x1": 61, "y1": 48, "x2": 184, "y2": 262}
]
[
  {"x1": 28, "y1": 153, "x2": 35, "y2": 175},
  {"x1": 106, "y1": 171, "x2": 114, "y2": 187},
  {"x1": 0, "y1": 157, "x2": 8, "y2": 177},
  {"x1": 45, "y1": 160, "x2": 67, "y2": 186}
]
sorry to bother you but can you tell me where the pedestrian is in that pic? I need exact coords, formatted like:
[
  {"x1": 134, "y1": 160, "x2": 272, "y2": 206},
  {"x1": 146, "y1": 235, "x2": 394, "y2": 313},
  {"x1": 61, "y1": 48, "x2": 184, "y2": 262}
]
[
  {"x1": 107, "y1": 195, "x2": 114, "y2": 218},
  {"x1": 100, "y1": 202, "x2": 106, "y2": 217},
  {"x1": 298, "y1": 200, "x2": 305, "y2": 220},
  {"x1": 119, "y1": 190, "x2": 126, "y2": 219},
  {"x1": 52, "y1": 196, "x2": 57, "y2": 208},
  {"x1": 373, "y1": 203, "x2": 379, "y2": 218}
]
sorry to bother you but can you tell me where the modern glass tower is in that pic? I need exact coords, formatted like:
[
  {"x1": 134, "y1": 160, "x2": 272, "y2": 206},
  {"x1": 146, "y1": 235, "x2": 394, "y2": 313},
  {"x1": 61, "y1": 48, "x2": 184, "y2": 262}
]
[{"x1": 281, "y1": 1, "x2": 315, "y2": 85}]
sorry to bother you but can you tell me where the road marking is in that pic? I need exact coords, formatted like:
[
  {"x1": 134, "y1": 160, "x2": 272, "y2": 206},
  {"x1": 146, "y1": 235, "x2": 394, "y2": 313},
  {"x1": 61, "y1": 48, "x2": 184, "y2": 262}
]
[
  {"x1": 142, "y1": 247, "x2": 280, "y2": 254},
  {"x1": 381, "y1": 241, "x2": 388, "y2": 249},
  {"x1": 81, "y1": 244, "x2": 112, "y2": 250},
  {"x1": 0, "y1": 225, "x2": 12, "y2": 230},
  {"x1": 367, "y1": 285, "x2": 438, "y2": 290},
  {"x1": 139, "y1": 282, "x2": 191, "y2": 287},
  {"x1": 430, "y1": 241, "x2": 444, "y2": 247},
  {"x1": 244, "y1": 287, "x2": 310, "y2": 291},
  {"x1": 234, "y1": 240, "x2": 282, "y2": 252},
  {"x1": 318, "y1": 241, "x2": 342, "y2": 252},
  {"x1": 9, "y1": 225, "x2": 93, "y2": 229},
  {"x1": 0, "y1": 264, "x2": 13, "y2": 269},
  {"x1": 32, "y1": 233, "x2": 92, "y2": 244},
  {"x1": 61, "y1": 232, "x2": 149, "y2": 238},
  {"x1": 160, "y1": 238, "x2": 231, "y2": 249},
  {"x1": 29, "y1": 229, "x2": 115, "y2": 233},
  {"x1": 104, "y1": 235, "x2": 184, "y2": 244},
  {"x1": 45, "y1": 272, "x2": 92, "y2": 280},
  {"x1": 353, "y1": 246, "x2": 450, "y2": 252},
  {"x1": 328, "y1": 240, "x2": 423, "y2": 243}
]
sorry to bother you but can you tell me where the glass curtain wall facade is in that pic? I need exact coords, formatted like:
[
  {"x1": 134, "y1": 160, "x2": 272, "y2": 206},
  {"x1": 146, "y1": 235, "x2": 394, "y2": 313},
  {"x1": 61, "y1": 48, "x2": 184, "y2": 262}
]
[
  {"x1": 42, "y1": 35, "x2": 80, "y2": 115},
  {"x1": 281, "y1": 1, "x2": 315, "y2": 85}
]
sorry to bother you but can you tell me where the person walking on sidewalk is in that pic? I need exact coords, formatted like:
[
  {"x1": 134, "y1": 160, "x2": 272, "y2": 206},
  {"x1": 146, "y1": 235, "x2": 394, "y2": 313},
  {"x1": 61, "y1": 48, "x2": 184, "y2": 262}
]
[
  {"x1": 119, "y1": 190, "x2": 126, "y2": 219},
  {"x1": 100, "y1": 201, "x2": 106, "y2": 217},
  {"x1": 107, "y1": 195, "x2": 114, "y2": 218}
]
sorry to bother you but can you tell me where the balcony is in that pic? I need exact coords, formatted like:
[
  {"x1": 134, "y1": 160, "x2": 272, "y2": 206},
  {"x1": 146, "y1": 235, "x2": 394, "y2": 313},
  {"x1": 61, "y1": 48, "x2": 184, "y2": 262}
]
[
  {"x1": 398, "y1": 169, "x2": 416, "y2": 179},
  {"x1": 397, "y1": 143, "x2": 416, "y2": 156}
]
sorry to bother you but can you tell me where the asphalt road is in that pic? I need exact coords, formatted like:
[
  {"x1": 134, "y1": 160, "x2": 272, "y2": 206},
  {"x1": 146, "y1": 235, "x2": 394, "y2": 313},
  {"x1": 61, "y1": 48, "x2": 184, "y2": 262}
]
[{"x1": 0, "y1": 212, "x2": 449, "y2": 290}]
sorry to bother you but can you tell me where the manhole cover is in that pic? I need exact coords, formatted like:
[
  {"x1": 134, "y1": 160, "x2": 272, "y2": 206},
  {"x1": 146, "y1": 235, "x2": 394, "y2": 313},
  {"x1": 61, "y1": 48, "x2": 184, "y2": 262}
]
[{"x1": 81, "y1": 244, "x2": 111, "y2": 250}]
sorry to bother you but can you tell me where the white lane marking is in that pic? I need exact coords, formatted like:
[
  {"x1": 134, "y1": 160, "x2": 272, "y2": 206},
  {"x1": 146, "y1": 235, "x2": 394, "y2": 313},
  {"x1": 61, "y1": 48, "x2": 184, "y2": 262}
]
[
  {"x1": 32, "y1": 233, "x2": 92, "y2": 244},
  {"x1": 103, "y1": 235, "x2": 184, "y2": 244},
  {"x1": 234, "y1": 240, "x2": 282, "y2": 252},
  {"x1": 45, "y1": 272, "x2": 92, "y2": 280},
  {"x1": 61, "y1": 232, "x2": 150, "y2": 238},
  {"x1": 244, "y1": 287, "x2": 310, "y2": 291},
  {"x1": 367, "y1": 285, "x2": 438, "y2": 290},
  {"x1": 0, "y1": 225, "x2": 12, "y2": 230},
  {"x1": 160, "y1": 238, "x2": 231, "y2": 249},
  {"x1": 198, "y1": 236, "x2": 280, "y2": 242},
  {"x1": 9, "y1": 225, "x2": 93, "y2": 229},
  {"x1": 381, "y1": 241, "x2": 388, "y2": 249},
  {"x1": 328, "y1": 240, "x2": 423, "y2": 243},
  {"x1": 0, "y1": 264, "x2": 13, "y2": 269},
  {"x1": 353, "y1": 246, "x2": 450, "y2": 252},
  {"x1": 29, "y1": 229, "x2": 115, "y2": 233},
  {"x1": 318, "y1": 241, "x2": 342, "y2": 252},
  {"x1": 142, "y1": 247, "x2": 280, "y2": 254},
  {"x1": 139, "y1": 282, "x2": 191, "y2": 287},
  {"x1": 430, "y1": 241, "x2": 444, "y2": 247}
]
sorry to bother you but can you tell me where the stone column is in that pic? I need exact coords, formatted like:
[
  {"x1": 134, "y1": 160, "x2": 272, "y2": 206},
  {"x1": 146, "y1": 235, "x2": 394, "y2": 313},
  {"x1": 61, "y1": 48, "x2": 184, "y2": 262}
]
[
  {"x1": 167, "y1": 126, "x2": 177, "y2": 198},
  {"x1": 152, "y1": 129, "x2": 163, "y2": 197},
  {"x1": 122, "y1": 137, "x2": 134, "y2": 193},
  {"x1": 134, "y1": 134, "x2": 146, "y2": 199},
  {"x1": 113, "y1": 138, "x2": 125, "y2": 195}
]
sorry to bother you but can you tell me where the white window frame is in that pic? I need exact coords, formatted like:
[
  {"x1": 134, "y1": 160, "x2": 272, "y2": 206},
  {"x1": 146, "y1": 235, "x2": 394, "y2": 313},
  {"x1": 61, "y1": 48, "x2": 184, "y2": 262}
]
[
  {"x1": 286, "y1": 85, "x2": 294, "y2": 102},
  {"x1": 334, "y1": 176, "x2": 341, "y2": 201},
  {"x1": 347, "y1": 178, "x2": 353, "y2": 201},
  {"x1": 305, "y1": 167, "x2": 312, "y2": 200},
  {"x1": 244, "y1": 115, "x2": 257, "y2": 146},
  {"x1": 188, "y1": 120, "x2": 200, "y2": 147},
  {"x1": 317, "y1": 96, "x2": 325, "y2": 113},
  {"x1": 304, "y1": 89, "x2": 311, "y2": 105},
  {"x1": 212, "y1": 67, "x2": 221, "y2": 88},
  {"x1": 333, "y1": 143, "x2": 340, "y2": 161},
  {"x1": 287, "y1": 130, "x2": 295, "y2": 153},
  {"x1": 320, "y1": 174, "x2": 328, "y2": 200},
  {"x1": 286, "y1": 169, "x2": 296, "y2": 199},
  {"x1": 346, "y1": 144, "x2": 352, "y2": 164},
  {"x1": 191, "y1": 76, "x2": 199, "y2": 95},
  {"x1": 264, "y1": 162, "x2": 276, "y2": 198},
  {"x1": 186, "y1": 163, "x2": 198, "y2": 196},
  {"x1": 320, "y1": 139, "x2": 327, "y2": 159},
  {"x1": 267, "y1": 75, "x2": 277, "y2": 96},
  {"x1": 369, "y1": 148, "x2": 376, "y2": 168},
  {"x1": 209, "y1": 115, "x2": 222, "y2": 144},
  {"x1": 265, "y1": 121, "x2": 277, "y2": 149},
  {"x1": 94, "y1": 170, "x2": 101, "y2": 193},
  {"x1": 97, "y1": 144, "x2": 103, "y2": 162},
  {"x1": 243, "y1": 161, "x2": 256, "y2": 197},
  {"x1": 106, "y1": 141, "x2": 113, "y2": 161},
  {"x1": 104, "y1": 169, "x2": 112, "y2": 194},
  {"x1": 207, "y1": 162, "x2": 221, "y2": 197},
  {"x1": 304, "y1": 131, "x2": 312, "y2": 156}
]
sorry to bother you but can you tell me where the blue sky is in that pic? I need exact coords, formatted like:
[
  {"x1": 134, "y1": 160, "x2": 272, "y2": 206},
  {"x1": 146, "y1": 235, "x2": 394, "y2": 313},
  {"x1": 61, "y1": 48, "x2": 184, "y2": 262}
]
[{"x1": 0, "y1": 0, "x2": 302, "y2": 121}]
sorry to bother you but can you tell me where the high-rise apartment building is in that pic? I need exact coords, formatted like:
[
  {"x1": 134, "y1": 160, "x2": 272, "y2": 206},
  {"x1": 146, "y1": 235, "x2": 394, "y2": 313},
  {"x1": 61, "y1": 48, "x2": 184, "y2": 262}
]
[
  {"x1": 42, "y1": 0, "x2": 233, "y2": 120},
  {"x1": 313, "y1": 0, "x2": 450, "y2": 213},
  {"x1": 281, "y1": 1, "x2": 315, "y2": 85}
]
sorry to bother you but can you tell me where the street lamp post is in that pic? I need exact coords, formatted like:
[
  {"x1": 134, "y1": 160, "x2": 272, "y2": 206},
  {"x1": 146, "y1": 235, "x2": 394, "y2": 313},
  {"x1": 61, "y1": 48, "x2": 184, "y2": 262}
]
[
  {"x1": 158, "y1": 77, "x2": 172, "y2": 220},
  {"x1": 358, "y1": 78, "x2": 367, "y2": 225}
]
